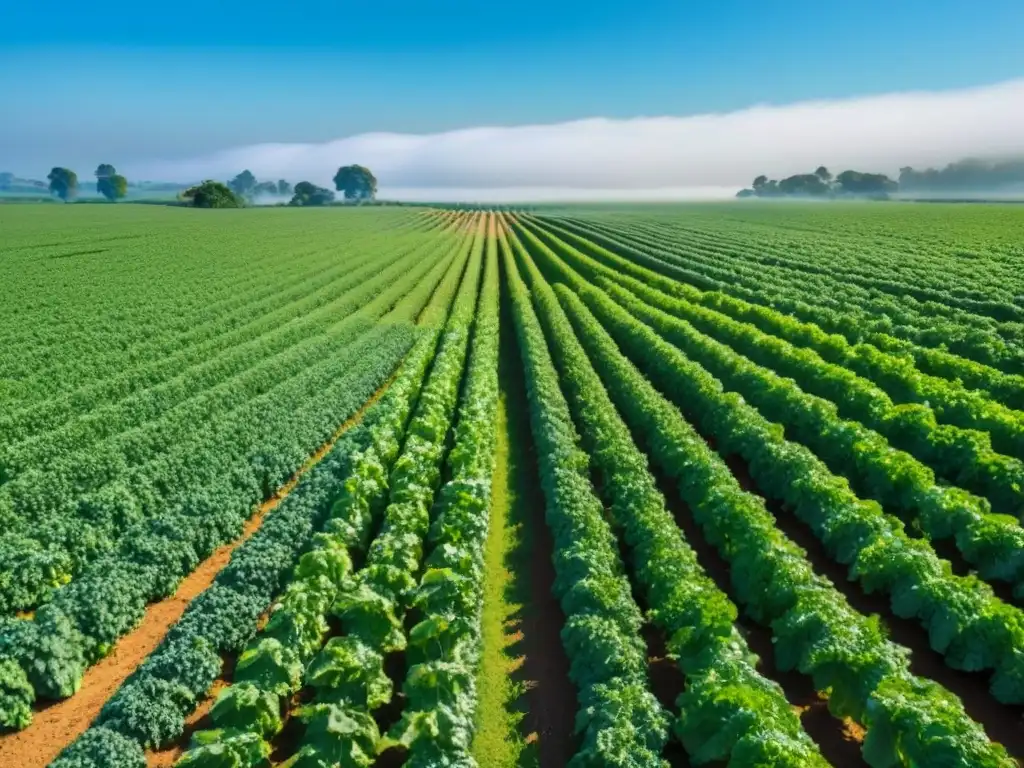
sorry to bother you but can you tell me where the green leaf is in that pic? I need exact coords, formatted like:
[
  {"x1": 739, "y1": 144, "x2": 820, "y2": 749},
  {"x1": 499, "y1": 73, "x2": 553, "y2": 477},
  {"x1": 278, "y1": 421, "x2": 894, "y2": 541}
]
[
  {"x1": 209, "y1": 684, "x2": 282, "y2": 739},
  {"x1": 304, "y1": 637, "x2": 392, "y2": 709},
  {"x1": 177, "y1": 728, "x2": 272, "y2": 768},
  {"x1": 233, "y1": 638, "x2": 303, "y2": 697},
  {"x1": 283, "y1": 703, "x2": 380, "y2": 768}
]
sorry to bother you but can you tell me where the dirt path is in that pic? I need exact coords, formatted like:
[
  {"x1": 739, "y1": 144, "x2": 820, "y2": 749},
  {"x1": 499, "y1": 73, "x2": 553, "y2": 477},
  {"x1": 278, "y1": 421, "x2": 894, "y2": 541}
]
[{"x1": 0, "y1": 385, "x2": 389, "y2": 768}]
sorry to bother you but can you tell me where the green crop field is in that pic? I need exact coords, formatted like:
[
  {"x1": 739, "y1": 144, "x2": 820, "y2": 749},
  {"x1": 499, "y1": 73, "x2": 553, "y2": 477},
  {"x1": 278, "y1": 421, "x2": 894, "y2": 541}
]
[{"x1": 1, "y1": 202, "x2": 1023, "y2": 767}]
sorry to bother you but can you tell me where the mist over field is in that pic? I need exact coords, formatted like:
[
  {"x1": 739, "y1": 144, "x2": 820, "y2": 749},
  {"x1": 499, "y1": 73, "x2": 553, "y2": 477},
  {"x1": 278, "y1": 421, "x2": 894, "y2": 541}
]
[{"x1": 122, "y1": 78, "x2": 1024, "y2": 202}]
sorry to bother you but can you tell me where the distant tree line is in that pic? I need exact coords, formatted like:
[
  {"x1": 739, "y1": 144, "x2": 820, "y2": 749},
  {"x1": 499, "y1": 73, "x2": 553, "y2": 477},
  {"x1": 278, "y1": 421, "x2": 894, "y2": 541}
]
[
  {"x1": 736, "y1": 166, "x2": 898, "y2": 200},
  {"x1": 3, "y1": 162, "x2": 378, "y2": 209},
  {"x1": 898, "y1": 158, "x2": 1024, "y2": 193},
  {"x1": 1, "y1": 165, "x2": 131, "y2": 202},
  {"x1": 180, "y1": 165, "x2": 378, "y2": 208},
  {"x1": 738, "y1": 157, "x2": 1024, "y2": 200},
  {"x1": 0, "y1": 173, "x2": 47, "y2": 193},
  {"x1": 226, "y1": 170, "x2": 293, "y2": 200}
]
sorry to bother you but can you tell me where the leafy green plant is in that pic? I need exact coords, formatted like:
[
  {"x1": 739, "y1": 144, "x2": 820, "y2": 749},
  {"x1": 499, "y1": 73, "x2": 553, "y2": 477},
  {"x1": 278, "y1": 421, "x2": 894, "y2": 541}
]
[
  {"x1": 209, "y1": 683, "x2": 283, "y2": 738},
  {"x1": 551, "y1": 275, "x2": 1013, "y2": 766},
  {"x1": 502, "y1": 229, "x2": 669, "y2": 765},
  {"x1": 507, "y1": 226, "x2": 827, "y2": 765},
  {"x1": 176, "y1": 728, "x2": 272, "y2": 768}
]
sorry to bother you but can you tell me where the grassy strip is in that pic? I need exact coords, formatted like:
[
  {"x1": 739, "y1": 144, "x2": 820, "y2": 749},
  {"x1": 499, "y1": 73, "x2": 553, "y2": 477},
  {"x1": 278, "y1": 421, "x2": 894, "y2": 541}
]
[{"x1": 471, "y1": 343, "x2": 528, "y2": 767}]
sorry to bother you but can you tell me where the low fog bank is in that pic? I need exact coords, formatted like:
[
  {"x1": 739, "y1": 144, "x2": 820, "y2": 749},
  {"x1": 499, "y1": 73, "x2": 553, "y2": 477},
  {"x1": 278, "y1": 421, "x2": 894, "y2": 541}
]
[
  {"x1": 125, "y1": 78, "x2": 1024, "y2": 201},
  {"x1": 376, "y1": 186, "x2": 738, "y2": 203},
  {"x1": 249, "y1": 193, "x2": 294, "y2": 206},
  {"x1": 893, "y1": 188, "x2": 1024, "y2": 202}
]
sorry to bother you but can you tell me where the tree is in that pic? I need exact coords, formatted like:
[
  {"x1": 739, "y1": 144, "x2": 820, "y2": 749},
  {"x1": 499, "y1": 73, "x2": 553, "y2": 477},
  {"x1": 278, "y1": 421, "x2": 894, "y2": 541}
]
[
  {"x1": 252, "y1": 181, "x2": 279, "y2": 197},
  {"x1": 897, "y1": 158, "x2": 1024, "y2": 194},
  {"x1": 181, "y1": 180, "x2": 244, "y2": 208},
  {"x1": 333, "y1": 165, "x2": 377, "y2": 201},
  {"x1": 752, "y1": 175, "x2": 768, "y2": 190},
  {"x1": 0, "y1": 172, "x2": 13, "y2": 190},
  {"x1": 778, "y1": 173, "x2": 830, "y2": 197},
  {"x1": 95, "y1": 164, "x2": 128, "y2": 201},
  {"x1": 228, "y1": 170, "x2": 258, "y2": 198},
  {"x1": 834, "y1": 170, "x2": 897, "y2": 198},
  {"x1": 290, "y1": 181, "x2": 335, "y2": 207},
  {"x1": 277, "y1": 180, "x2": 292, "y2": 197},
  {"x1": 814, "y1": 166, "x2": 832, "y2": 183},
  {"x1": 48, "y1": 168, "x2": 78, "y2": 201}
]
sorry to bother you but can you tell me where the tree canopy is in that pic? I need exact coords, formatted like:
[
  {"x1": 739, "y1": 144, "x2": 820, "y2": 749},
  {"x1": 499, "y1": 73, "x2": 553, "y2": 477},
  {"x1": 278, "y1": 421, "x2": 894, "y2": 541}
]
[
  {"x1": 95, "y1": 164, "x2": 128, "y2": 202},
  {"x1": 227, "y1": 171, "x2": 294, "y2": 200},
  {"x1": 333, "y1": 165, "x2": 377, "y2": 201},
  {"x1": 290, "y1": 181, "x2": 335, "y2": 207},
  {"x1": 47, "y1": 168, "x2": 78, "y2": 201},
  {"x1": 228, "y1": 170, "x2": 258, "y2": 198},
  {"x1": 252, "y1": 181, "x2": 279, "y2": 197},
  {"x1": 778, "y1": 173, "x2": 831, "y2": 197},
  {"x1": 735, "y1": 157, "x2": 1024, "y2": 200},
  {"x1": 182, "y1": 180, "x2": 244, "y2": 208},
  {"x1": 738, "y1": 166, "x2": 897, "y2": 199},
  {"x1": 834, "y1": 170, "x2": 897, "y2": 197}
]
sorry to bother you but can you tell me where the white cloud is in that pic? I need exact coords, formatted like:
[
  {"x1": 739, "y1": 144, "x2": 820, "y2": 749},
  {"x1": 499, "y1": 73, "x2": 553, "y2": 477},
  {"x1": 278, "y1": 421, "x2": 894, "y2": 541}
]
[{"x1": 129, "y1": 78, "x2": 1024, "y2": 201}]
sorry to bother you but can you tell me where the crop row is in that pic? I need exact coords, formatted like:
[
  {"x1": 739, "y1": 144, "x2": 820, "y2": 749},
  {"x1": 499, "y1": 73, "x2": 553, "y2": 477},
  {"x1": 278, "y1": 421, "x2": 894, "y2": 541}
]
[
  {"x1": 517, "y1": 222, "x2": 1024, "y2": 596},
  {"x1": 505, "y1": 223, "x2": 830, "y2": 765},
  {"x1": 0, "y1": 211, "x2": 445, "y2": 407},
  {"x1": 0, "y1": 222, "x2": 455, "y2": 450},
  {"x1": 502, "y1": 224, "x2": 670, "y2": 765},
  {"x1": 282, "y1": 216, "x2": 483, "y2": 766},
  {"x1": 521, "y1": 221, "x2": 1024, "y2": 703},
  {"x1": 534, "y1": 214, "x2": 1024, "y2": 417},
  {"x1": 0, "y1": 238, "x2": 455, "y2": 615},
  {"x1": 173, "y1": 215, "x2": 482, "y2": 766},
  {"x1": 584, "y1": 207, "x2": 1021, "y2": 298},
  {"x1": 0, "y1": 235, "x2": 438, "y2": 481},
  {"x1": 386, "y1": 214, "x2": 501, "y2": 765},
  {"x1": 552, "y1": 278, "x2": 1014, "y2": 767},
  {"x1": 46, "y1": 219, "x2": 478, "y2": 764},
  {"x1": 527, "y1": 215, "x2": 1024, "y2": 468},
  {"x1": 599, "y1": 214, "x2": 1023, "y2": 324},
  {"x1": 0, "y1": 233, "x2": 477, "y2": 732},
  {"x1": 553, "y1": 213, "x2": 1024, "y2": 371},
  {"x1": 645, "y1": 218, "x2": 1011, "y2": 301},
  {"x1": 544, "y1": 213, "x2": 1024, "y2": 376},
  {"x1": 525, "y1": 218, "x2": 1024, "y2": 509}
]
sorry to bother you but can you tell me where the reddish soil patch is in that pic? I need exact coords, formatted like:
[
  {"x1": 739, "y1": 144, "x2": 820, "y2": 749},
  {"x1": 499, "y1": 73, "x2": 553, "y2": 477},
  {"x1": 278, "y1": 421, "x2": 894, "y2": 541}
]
[
  {"x1": 513, "y1": 442, "x2": 577, "y2": 768},
  {"x1": 0, "y1": 387, "x2": 388, "y2": 768},
  {"x1": 639, "y1": 625, "x2": 693, "y2": 767}
]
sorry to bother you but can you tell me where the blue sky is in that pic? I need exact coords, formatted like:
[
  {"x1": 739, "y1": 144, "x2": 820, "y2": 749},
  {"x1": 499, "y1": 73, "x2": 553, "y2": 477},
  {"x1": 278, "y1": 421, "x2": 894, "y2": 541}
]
[{"x1": 2, "y1": 0, "x2": 1023, "y2": 191}]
